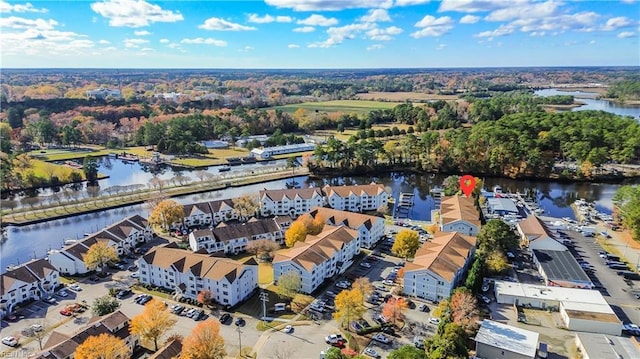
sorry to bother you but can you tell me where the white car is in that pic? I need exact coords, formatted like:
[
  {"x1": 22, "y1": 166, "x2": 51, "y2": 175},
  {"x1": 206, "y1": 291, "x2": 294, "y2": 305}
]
[
  {"x1": 360, "y1": 262, "x2": 371, "y2": 268},
  {"x1": 482, "y1": 284, "x2": 489, "y2": 292},
  {"x1": 363, "y1": 347, "x2": 380, "y2": 358},
  {"x1": 284, "y1": 325, "x2": 293, "y2": 333},
  {"x1": 130, "y1": 272, "x2": 139, "y2": 278},
  {"x1": 57, "y1": 290, "x2": 69, "y2": 297},
  {"x1": 69, "y1": 284, "x2": 82, "y2": 291},
  {"x1": 30, "y1": 324, "x2": 44, "y2": 332},
  {"x1": 429, "y1": 317, "x2": 441, "y2": 325},
  {"x1": 383, "y1": 279, "x2": 394, "y2": 286},
  {"x1": 325, "y1": 334, "x2": 344, "y2": 344},
  {"x1": 372, "y1": 333, "x2": 391, "y2": 344},
  {"x1": 2, "y1": 336, "x2": 18, "y2": 347}
]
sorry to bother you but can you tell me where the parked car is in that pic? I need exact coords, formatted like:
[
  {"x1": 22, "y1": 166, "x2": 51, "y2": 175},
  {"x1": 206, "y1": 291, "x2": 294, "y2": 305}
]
[
  {"x1": 116, "y1": 289, "x2": 132, "y2": 299},
  {"x1": 130, "y1": 272, "x2": 139, "y2": 278},
  {"x1": 359, "y1": 262, "x2": 372, "y2": 269},
  {"x1": 171, "y1": 305, "x2": 184, "y2": 315},
  {"x1": 235, "y1": 317, "x2": 246, "y2": 326},
  {"x1": 623, "y1": 323, "x2": 640, "y2": 336},
  {"x1": 381, "y1": 326, "x2": 395, "y2": 335},
  {"x1": 57, "y1": 290, "x2": 69, "y2": 297},
  {"x1": 284, "y1": 325, "x2": 294, "y2": 333},
  {"x1": 2, "y1": 336, "x2": 18, "y2": 347},
  {"x1": 325, "y1": 334, "x2": 344, "y2": 345},
  {"x1": 413, "y1": 336, "x2": 426, "y2": 349},
  {"x1": 482, "y1": 283, "x2": 490, "y2": 292},
  {"x1": 418, "y1": 303, "x2": 430, "y2": 312},
  {"x1": 429, "y1": 317, "x2": 441, "y2": 325},
  {"x1": 219, "y1": 313, "x2": 232, "y2": 324},
  {"x1": 30, "y1": 324, "x2": 43, "y2": 332},
  {"x1": 363, "y1": 347, "x2": 380, "y2": 358},
  {"x1": 372, "y1": 333, "x2": 391, "y2": 344},
  {"x1": 69, "y1": 284, "x2": 82, "y2": 291},
  {"x1": 59, "y1": 309, "x2": 73, "y2": 316},
  {"x1": 127, "y1": 265, "x2": 138, "y2": 271},
  {"x1": 43, "y1": 296, "x2": 56, "y2": 304},
  {"x1": 481, "y1": 295, "x2": 491, "y2": 304}
]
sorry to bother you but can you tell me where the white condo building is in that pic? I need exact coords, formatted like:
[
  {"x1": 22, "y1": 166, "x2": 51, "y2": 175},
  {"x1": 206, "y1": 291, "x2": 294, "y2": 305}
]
[
  {"x1": 306, "y1": 207, "x2": 385, "y2": 249},
  {"x1": 403, "y1": 231, "x2": 477, "y2": 302},
  {"x1": 273, "y1": 225, "x2": 358, "y2": 294},
  {"x1": 323, "y1": 183, "x2": 389, "y2": 212},
  {"x1": 139, "y1": 244, "x2": 258, "y2": 306},
  {"x1": 432, "y1": 196, "x2": 481, "y2": 236},
  {"x1": 259, "y1": 188, "x2": 324, "y2": 217},
  {"x1": 1, "y1": 259, "x2": 60, "y2": 317}
]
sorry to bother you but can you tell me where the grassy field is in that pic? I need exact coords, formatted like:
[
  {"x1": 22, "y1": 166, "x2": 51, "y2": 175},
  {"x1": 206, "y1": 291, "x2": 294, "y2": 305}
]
[
  {"x1": 271, "y1": 100, "x2": 401, "y2": 114},
  {"x1": 314, "y1": 123, "x2": 418, "y2": 141},
  {"x1": 355, "y1": 91, "x2": 459, "y2": 102},
  {"x1": 29, "y1": 148, "x2": 112, "y2": 161}
]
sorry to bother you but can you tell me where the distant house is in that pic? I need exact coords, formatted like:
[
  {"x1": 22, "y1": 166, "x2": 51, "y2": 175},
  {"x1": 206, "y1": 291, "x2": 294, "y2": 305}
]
[
  {"x1": 273, "y1": 226, "x2": 359, "y2": 294},
  {"x1": 432, "y1": 195, "x2": 481, "y2": 236},
  {"x1": 85, "y1": 88, "x2": 121, "y2": 100},
  {"x1": 307, "y1": 207, "x2": 385, "y2": 249},
  {"x1": 182, "y1": 202, "x2": 214, "y2": 228},
  {"x1": 1, "y1": 259, "x2": 59, "y2": 316},
  {"x1": 402, "y1": 231, "x2": 477, "y2": 302},
  {"x1": 259, "y1": 188, "x2": 324, "y2": 217},
  {"x1": 475, "y1": 319, "x2": 539, "y2": 359},
  {"x1": 139, "y1": 244, "x2": 258, "y2": 306},
  {"x1": 149, "y1": 338, "x2": 183, "y2": 359},
  {"x1": 48, "y1": 215, "x2": 152, "y2": 275},
  {"x1": 33, "y1": 310, "x2": 138, "y2": 359},
  {"x1": 323, "y1": 183, "x2": 389, "y2": 212},
  {"x1": 251, "y1": 143, "x2": 316, "y2": 159},
  {"x1": 188, "y1": 217, "x2": 288, "y2": 255}
]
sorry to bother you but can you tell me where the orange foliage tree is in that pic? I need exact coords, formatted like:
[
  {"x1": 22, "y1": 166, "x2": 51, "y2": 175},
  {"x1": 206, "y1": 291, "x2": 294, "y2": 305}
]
[
  {"x1": 181, "y1": 319, "x2": 226, "y2": 359},
  {"x1": 197, "y1": 290, "x2": 212, "y2": 306},
  {"x1": 75, "y1": 333, "x2": 129, "y2": 359},
  {"x1": 130, "y1": 299, "x2": 177, "y2": 351},
  {"x1": 449, "y1": 288, "x2": 480, "y2": 332},
  {"x1": 352, "y1": 277, "x2": 373, "y2": 297},
  {"x1": 382, "y1": 297, "x2": 408, "y2": 326}
]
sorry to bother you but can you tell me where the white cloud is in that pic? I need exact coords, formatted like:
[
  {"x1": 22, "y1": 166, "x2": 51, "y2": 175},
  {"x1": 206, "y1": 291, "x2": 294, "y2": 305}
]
[
  {"x1": 293, "y1": 26, "x2": 315, "y2": 32},
  {"x1": 617, "y1": 31, "x2": 635, "y2": 38},
  {"x1": 181, "y1": 37, "x2": 228, "y2": 46},
  {"x1": 0, "y1": 1, "x2": 47, "y2": 13},
  {"x1": 91, "y1": 0, "x2": 183, "y2": 27},
  {"x1": 589, "y1": 40, "x2": 596, "y2": 44},
  {"x1": 98, "y1": 39, "x2": 110, "y2": 44},
  {"x1": 297, "y1": 14, "x2": 338, "y2": 26},
  {"x1": 159, "y1": 38, "x2": 170, "y2": 43},
  {"x1": 265, "y1": 0, "x2": 393, "y2": 11},
  {"x1": 602, "y1": 16, "x2": 633, "y2": 31},
  {"x1": 438, "y1": 0, "x2": 513, "y2": 13},
  {"x1": 0, "y1": 16, "x2": 57, "y2": 30},
  {"x1": 459, "y1": 15, "x2": 479, "y2": 24},
  {"x1": 474, "y1": 24, "x2": 514, "y2": 39},
  {"x1": 247, "y1": 13, "x2": 293, "y2": 23},
  {"x1": 239, "y1": 45, "x2": 254, "y2": 52},
  {"x1": 484, "y1": 1, "x2": 561, "y2": 22},
  {"x1": 123, "y1": 38, "x2": 149, "y2": 48},
  {"x1": 134, "y1": 30, "x2": 151, "y2": 36},
  {"x1": 288, "y1": 43, "x2": 300, "y2": 48},
  {"x1": 309, "y1": 22, "x2": 375, "y2": 48},
  {"x1": 394, "y1": 0, "x2": 430, "y2": 6},
  {"x1": 367, "y1": 44, "x2": 384, "y2": 50},
  {"x1": 140, "y1": 47, "x2": 154, "y2": 52},
  {"x1": 359, "y1": 9, "x2": 391, "y2": 23},
  {"x1": 199, "y1": 17, "x2": 256, "y2": 31},
  {"x1": 366, "y1": 25, "x2": 402, "y2": 40},
  {"x1": 436, "y1": 43, "x2": 446, "y2": 50},
  {"x1": 411, "y1": 15, "x2": 454, "y2": 38}
]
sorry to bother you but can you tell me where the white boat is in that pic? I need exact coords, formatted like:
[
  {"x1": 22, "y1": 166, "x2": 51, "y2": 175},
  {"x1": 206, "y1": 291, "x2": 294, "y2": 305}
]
[{"x1": 63, "y1": 239, "x2": 78, "y2": 245}]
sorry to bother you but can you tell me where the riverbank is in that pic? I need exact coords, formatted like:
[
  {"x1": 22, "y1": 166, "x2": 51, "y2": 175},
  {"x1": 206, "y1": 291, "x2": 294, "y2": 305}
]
[{"x1": 1, "y1": 167, "x2": 308, "y2": 227}]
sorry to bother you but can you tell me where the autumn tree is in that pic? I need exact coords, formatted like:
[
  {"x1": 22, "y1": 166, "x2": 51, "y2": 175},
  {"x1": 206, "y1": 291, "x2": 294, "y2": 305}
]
[
  {"x1": 353, "y1": 277, "x2": 373, "y2": 297},
  {"x1": 382, "y1": 297, "x2": 409, "y2": 326},
  {"x1": 309, "y1": 213, "x2": 326, "y2": 235},
  {"x1": 181, "y1": 319, "x2": 226, "y2": 359},
  {"x1": 476, "y1": 219, "x2": 519, "y2": 254},
  {"x1": 75, "y1": 333, "x2": 130, "y2": 359},
  {"x1": 392, "y1": 229, "x2": 421, "y2": 259},
  {"x1": 83, "y1": 241, "x2": 118, "y2": 273},
  {"x1": 424, "y1": 323, "x2": 468, "y2": 359},
  {"x1": 197, "y1": 290, "x2": 212, "y2": 306},
  {"x1": 232, "y1": 194, "x2": 259, "y2": 222},
  {"x1": 485, "y1": 250, "x2": 510, "y2": 275},
  {"x1": 149, "y1": 199, "x2": 184, "y2": 231},
  {"x1": 449, "y1": 288, "x2": 480, "y2": 332},
  {"x1": 275, "y1": 271, "x2": 301, "y2": 300},
  {"x1": 388, "y1": 345, "x2": 427, "y2": 359},
  {"x1": 333, "y1": 288, "x2": 366, "y2": 331},
  {"x1": 285, "y1": 220, "x2": 308, "y2": 247},
  {"x1": 130, "y1": 299, "x2": 177, "y2": 351},
  {"x1": 246, "y1": 238, "x2": 281, "y2": 261}
]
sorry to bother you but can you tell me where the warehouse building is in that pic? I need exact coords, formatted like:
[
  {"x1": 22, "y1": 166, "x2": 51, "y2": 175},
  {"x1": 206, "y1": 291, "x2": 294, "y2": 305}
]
[{"x1": 475, "y1": 320, "x2": 539, "y2": 359}]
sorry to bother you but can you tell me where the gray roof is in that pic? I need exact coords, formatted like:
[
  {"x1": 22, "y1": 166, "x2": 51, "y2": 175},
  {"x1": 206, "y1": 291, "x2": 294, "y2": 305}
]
[
  {"x1": 533, "y1": 249, "x2": 592, "y2": 284},
  {"x1": 487, "y1": 197, "x2": 518, "y2": 213},
  {"x1": 475, "y1": 320, "x2": 539, "y2": 358},
  {"x1": 576, "y1": 332, "x2": 640, "y2": 359}
]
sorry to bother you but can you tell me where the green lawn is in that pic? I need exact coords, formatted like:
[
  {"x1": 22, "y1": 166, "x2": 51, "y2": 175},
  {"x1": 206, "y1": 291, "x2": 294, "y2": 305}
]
[{"x1": 271, "y1": 100, "x2": 401, "y2": 114}]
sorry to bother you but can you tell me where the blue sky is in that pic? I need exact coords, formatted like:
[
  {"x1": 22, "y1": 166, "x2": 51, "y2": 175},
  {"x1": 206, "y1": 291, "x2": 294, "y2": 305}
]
[{"x1": 1, "y1": 0, "x2": 638, "y2": 68}]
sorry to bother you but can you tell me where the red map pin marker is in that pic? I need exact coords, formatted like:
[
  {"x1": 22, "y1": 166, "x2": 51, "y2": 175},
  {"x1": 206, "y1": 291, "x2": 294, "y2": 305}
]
[{"x1": 459, "y1": 175, "x2": 476, "y2": 198}]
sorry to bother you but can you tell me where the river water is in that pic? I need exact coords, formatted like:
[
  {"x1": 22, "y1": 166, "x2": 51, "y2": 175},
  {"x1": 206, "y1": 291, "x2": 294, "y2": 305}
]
[{"x1": 534, "y1": 89, "x2": 640, "y2": 119}]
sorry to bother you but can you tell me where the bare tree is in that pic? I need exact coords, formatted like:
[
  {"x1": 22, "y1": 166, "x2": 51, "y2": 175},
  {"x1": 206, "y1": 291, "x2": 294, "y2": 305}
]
[
  {"x1": 246, "y1": 239, "x2": 281, "y2": 262},
  {"x1": 270, "y1": 343, "x2": 296, "y2": 359}
]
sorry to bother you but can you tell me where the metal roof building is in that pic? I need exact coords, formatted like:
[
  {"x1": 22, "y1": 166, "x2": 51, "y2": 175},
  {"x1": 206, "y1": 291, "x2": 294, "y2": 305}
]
[
  {"x1": 532, "y1": 249, "x2": 593, "y2": 288},
  {"x1": 575, "y1": 332, "x2": 640, "y2": 359},
  {"x1": 487, "y1": 197, "x2": 519, "y2": 215},
  {"x1": 475, "y1": 319, "x2": 539, "y2": 359}
]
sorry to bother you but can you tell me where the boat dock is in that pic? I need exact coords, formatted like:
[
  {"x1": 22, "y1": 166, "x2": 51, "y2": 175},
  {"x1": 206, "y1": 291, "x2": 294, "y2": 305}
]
[{"x1": 393, "y1": 192, "x2": 415, "y2": 219}]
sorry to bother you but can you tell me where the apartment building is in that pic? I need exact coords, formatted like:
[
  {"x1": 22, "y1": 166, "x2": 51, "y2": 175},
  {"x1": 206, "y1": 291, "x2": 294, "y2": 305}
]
[
  {"x1": 307, "y1": 207, "x2": 384, "y2": 249},
  {"x1": 432, "y1": 195, "x2": 481, "y2": 236},
  {"x1": 259, "y1": 188, "x2": 324, "y2": 217},
  {"x1": 188, "y1": 217, "x2": 287, "y2": 255},
  {"x1": 273, "y1": 225, "x2": 359, "y2": 294},
  {"x1": 323, "y1": 183, "x2": 389, "y2": 212},
  {"x1": 402, "y1": 231, "x2": 477, "y2": 302},
  {"x1": 1, "y1": 259, "x2": 59, "y2": 317},
  {"x1": 139, "y1": 244, "x2": 258, "y2": 306}
]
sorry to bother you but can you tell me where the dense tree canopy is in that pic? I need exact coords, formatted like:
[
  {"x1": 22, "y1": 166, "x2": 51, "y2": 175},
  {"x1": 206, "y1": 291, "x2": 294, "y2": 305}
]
[{"x1": 613, "y1": 185, "x2": 640, "y2": 241}]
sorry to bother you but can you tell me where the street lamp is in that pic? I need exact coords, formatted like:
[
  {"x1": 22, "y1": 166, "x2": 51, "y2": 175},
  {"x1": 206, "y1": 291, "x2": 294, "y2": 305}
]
[{"x1": 235, "y1": 322, "x2": 243, "y2": 358}]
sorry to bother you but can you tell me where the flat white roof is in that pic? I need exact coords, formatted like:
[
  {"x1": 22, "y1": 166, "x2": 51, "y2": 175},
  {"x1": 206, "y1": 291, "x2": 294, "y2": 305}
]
[
  {"x1": 576, "y1": 332, "x2": 640, "y2": 359},
  {"x1": 487, "y1": 198, "x2": 519, "y2": 213},
  {"x1": 475, "y1": 320, "x2": 539, "y2": 358},
  {"x1": 495, "y1": 280, "x2": 610, "y2": 308}
]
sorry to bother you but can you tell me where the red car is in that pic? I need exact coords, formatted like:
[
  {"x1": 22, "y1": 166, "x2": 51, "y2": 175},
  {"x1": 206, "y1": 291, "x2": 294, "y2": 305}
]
[{"x1": 60, "y1": 309, "x2": 72, "y2": 316}]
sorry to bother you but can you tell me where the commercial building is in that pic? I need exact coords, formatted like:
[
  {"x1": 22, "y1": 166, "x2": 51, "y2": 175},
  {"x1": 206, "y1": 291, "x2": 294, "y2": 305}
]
[
  {"x1": 48, "y1": 215, "x2": 152, "y2": 275},
  {"x1": 487, "y1": 197, "x2": 519, "y2": 215},
  {"x1": 188, "y1": 217, "x2": 287, "y2": 255},
  {"x1": 432, "y1": 196, "x2": 481, "y2": 236},
  {"x1": 475, "y1": 319, "x2": 539, "y2": 359},
  {"x1": 85, "y1": 88, "x2": 121, "y2": 99},
  {"x1": 575, "y1": 332, "x2": 640, "y2": 359},
  {"x1": 273, "y1": 225, "x2": 359, "y2": 294},
  {"x1": 517, "y1": 215, "x2": 567, "y2": 251},
  {"x1": 323, "y1": 183, "x2": 389, "y2": 212},
  {"x1": 259, "y1": 188, "x2": 324, "y2": 217},
  {"x1": 402, "y1": 231, "x2": 477, "y2": 302},
  {"x1": 532, "y1": 249, "x2": 593, "y2": 288},
  {"x1": 495, "y1": 281, "x2": 621, "y2": 335},
  {"x1": 34, "y1": 311, "x2": 137, "y2": 359},
  {"x1": 1, "y1": 259, "x2": 60, "y2": 317},
  {"x1": 250, "y1": 143, "x2": 316, "y2": 159},
  {"x1": 139, "y1": 244, "x2": 258, "y2": 306},
  {"x1": 306, "y1": 207, "x2": 385, "y2": 249}
]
